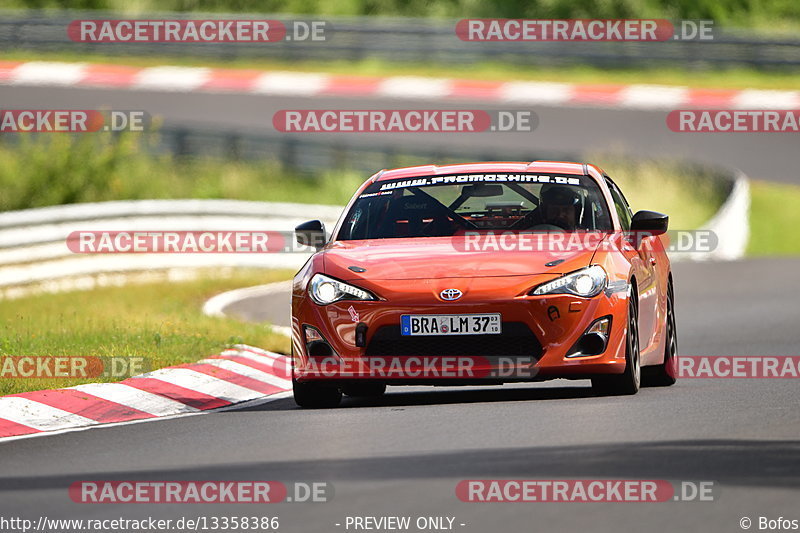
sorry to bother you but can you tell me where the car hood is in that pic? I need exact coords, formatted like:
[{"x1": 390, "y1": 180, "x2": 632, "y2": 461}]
[{"x1": 323, "y1": 234, "x2": 606, "y2": 281}]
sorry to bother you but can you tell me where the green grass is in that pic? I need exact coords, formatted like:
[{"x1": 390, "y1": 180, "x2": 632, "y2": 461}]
[
  {"x1": 0, "y1": 269, "x2": 293, "y2": 395},
  {"x1": 747, "y1": 180, "x2": 800, "y2": 255},
  {"x1": 0, "y1": 133, "x2": 366, "y2": 211},
  {"x1": 6, "y1": 50, "x2": 800, "y2": 91},
  {"x1": 595, "y1": 157, "x2": 728, "y2": 230}
]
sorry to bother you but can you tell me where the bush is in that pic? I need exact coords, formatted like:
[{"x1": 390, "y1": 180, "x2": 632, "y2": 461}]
[{"x1": 0, "y1": 132, "x2": 364, "y2": 211}]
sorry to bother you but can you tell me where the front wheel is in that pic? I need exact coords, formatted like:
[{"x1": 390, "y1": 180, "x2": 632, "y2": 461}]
[
  {"x1": 293, "y1": 378, "x2": 342, "y2": 408},
  {"x1": 592, "y1": 295, "x2": 641, "y2": 396}
]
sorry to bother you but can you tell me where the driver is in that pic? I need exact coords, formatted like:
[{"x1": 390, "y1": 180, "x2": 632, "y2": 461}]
[{"x1": 540, "y1": 185, "x2": 582, "y2": 231}]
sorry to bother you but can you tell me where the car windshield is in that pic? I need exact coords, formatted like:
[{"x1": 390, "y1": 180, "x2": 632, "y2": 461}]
[{"x1": 337, "y1": 173, "x2": 613, "y2": 240}]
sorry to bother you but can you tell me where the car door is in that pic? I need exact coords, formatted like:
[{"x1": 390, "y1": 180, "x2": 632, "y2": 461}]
[{"x1": 605, "y1": 176, "x2": 659, "y2": 353}]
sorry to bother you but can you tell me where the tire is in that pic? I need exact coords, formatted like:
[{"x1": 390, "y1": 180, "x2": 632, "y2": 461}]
[
  {"x1": 292, "y1": 378, "x2": 342, "y2": 408},
  {"x1": 341, "y1": 382, "x2": 387, "y2": 398},
  {"x1": 642, "y1": 279, "x2": 678, "y2": 387},
  {"x1": 592, "y1": 293, "x2": 641, "y2": 396}
]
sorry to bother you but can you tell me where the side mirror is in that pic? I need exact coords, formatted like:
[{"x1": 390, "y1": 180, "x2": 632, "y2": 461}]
[
  {"x1": 295, "y1": 220, "x2": 326, "y2": 250},
  {"x1": 630, "y1": 210, "x2": 668, "y2": 248},
  {"x1": 631, "y1": 210, "x2": 669, "y2": 235}
]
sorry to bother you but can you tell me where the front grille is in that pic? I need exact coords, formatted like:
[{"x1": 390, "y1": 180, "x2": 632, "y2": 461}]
[{"x1": 365, "y1": 322, "x2": 542, "y2": 359}]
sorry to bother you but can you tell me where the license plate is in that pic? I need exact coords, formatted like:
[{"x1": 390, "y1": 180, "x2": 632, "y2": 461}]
[{"x1": 400, "y1": 314, "x2": 501, "y2": 336}]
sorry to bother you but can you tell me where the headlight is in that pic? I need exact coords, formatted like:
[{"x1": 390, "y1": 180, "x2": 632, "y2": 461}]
[
  {"x1": 530, "y1": 265, "x2": 607, "y2": 298},
  {"x1": 309, "y1": 273, "x2": 377, "y2": 305}
]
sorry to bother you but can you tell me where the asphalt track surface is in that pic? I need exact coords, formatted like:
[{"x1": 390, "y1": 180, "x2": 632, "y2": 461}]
[
  {"x1": 1, "y1": 258, "x2": 799, "y2": 532},
  {"x1": 0, "y1": 84, "x2": 798, "y2": 532},
  {"x1": 0, "y1": 84, "x2": 797, "y2": 183}
]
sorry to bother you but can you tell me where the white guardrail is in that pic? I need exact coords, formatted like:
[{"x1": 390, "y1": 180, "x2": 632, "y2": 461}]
[
  {"x1": 0, "y1": 199, "x2": 342, "y2": 299},
  {"x1": 690, "y1": 170, "x2": 750, "y2": 262},
  {"x1": 0, "y1": 175, "x2": 749, "y2": 298}
]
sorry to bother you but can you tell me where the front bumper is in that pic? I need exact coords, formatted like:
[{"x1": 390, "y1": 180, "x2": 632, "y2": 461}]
[{"x1": 292, "y1": 279, "x2": 629, "y2": 384}]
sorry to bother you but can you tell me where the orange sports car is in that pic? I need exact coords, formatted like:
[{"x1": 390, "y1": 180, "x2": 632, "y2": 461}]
[{"x1": 290, "y1": 161, "x2": 677, "y2": 408}]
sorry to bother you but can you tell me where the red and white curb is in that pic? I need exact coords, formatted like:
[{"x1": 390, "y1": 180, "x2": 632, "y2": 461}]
[
  {"x1": 1, "y1": 60, "x2": 798, "y2": 110},
  {"x1": 0, "y1": 344, "x2": 291, "y2": 441}
]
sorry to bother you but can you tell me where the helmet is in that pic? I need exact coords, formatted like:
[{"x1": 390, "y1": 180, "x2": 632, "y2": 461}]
[
  {"x1": 539, "y1": 184, "x2": 584, "y2": 229},
  {"x1": 540, "y1": 184, "x2": 581, "y2": 208}
]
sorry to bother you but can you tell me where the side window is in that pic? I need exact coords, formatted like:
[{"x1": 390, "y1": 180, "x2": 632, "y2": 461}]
[{"x1": 605, "y1": 177, "x2": 632, "y2": 231}]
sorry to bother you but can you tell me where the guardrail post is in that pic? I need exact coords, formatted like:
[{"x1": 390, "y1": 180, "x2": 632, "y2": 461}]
[
  {"x1": 279, "y1": 138, "x2": 298, "y2": 171},
  {"x1": 225, "y1": 133, "x2": 242, "y2": 160},
  {"x1": 173, "y1": 129, "x2": 190, "y2": 157}
]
